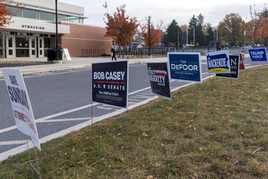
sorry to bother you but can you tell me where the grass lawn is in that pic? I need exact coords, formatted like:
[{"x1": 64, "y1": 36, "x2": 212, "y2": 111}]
[{"x1": 1, "y1": 65, "x2": 268, "y2": 178}]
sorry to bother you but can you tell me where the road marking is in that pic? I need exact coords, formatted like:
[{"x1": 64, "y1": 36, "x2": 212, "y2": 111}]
[
  {"x1": 0, "y1": 140, "x2": 26, "y2": 145},
  {"x1": 39, "y1": 117, "x2": 91, "y2": 123},
  {"x1": 0, "y1": 70, "x2": 219, "y2": 135},
  {"x1": 4, "y1": 64, "x2": 261, "y2": 160},
  {"x1": 0, "y1": 103, "x2": 98, "y2": 134},
  {"x1": 97, "y1": 106, "x2": 113, "y2": 110},
  {"x1": 0, "y1": 72, "x2": 218, "y2": 161}
]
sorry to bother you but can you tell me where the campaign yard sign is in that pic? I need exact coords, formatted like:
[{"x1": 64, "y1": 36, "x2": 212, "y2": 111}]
[
  {"x1": 206, "y1": 50, "x2": 230, "y2": 73},
  {"x1": 147, "y1": 62, "x2": 172, "y2": 100},
  {"x1": 216, "y1": 55, "x2": 240, "y2": 79},
  {"x1": 168, "y1": 52, "x2": 202, "y2": 83},
  {"x1": 63, "y1": 48, "x2": 72, "y2": 61},
  {"x1": 92, "y1": 60, "x2": 129, "y2": 109},
  {"x1": 2, "y1": 69, "x2": 41, "y2": 151},
  {"x1": 248, "y1": 48, "x2": 267, "y2": 61}
]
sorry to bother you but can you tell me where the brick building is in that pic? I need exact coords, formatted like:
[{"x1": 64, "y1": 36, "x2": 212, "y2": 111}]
[{"x1": 0, "y1": 0, "x2": 111, "y2": 59}]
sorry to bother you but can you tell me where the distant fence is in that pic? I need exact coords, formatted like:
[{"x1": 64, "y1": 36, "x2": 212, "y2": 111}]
[
  {"x1": 81, "y1": 49, "x2": 105, "y2": 57},
  {"x1": 115, "y1": 48, "x2": 169, "y2": 58}
]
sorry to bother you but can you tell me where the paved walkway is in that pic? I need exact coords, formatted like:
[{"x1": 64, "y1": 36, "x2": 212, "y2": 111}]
[
  {"x1": 0, "y1": 54, "x2": 249, "y2": 76},
  {"x1": 0, "y1": 56, "x2": 168, "y2": 75}
]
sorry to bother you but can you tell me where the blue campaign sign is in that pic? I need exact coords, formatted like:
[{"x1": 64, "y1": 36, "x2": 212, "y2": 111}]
[
  {"x1": 168, "y1": 52, "x2": 202, "y2": 83},
  {"x1": 248, "y1": 48, "x2": 267, "y2": 61},
  {"x1": 206, "y1": 50, "x2": 230, "y2": 73}
]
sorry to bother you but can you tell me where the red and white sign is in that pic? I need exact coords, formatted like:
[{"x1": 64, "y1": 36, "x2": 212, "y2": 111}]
[
  {"x1": 2, "y1": 69, "x2": 41, "y2": 151},
  {"x1": 63, "y1": 48, "x2": 72, "y2": 61},
  {"x1": 239, "y1": 53, "x2": 245, "y2": 70}
]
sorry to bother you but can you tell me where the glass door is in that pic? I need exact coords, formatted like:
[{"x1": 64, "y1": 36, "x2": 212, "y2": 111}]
[
  {"x1": 38, "y1": 37, "x2": 44, "y2": 57},
  {"x1": 0, "y1": 36, "x2": 3, "y2": 58},
  {"x1": 29, "y1": 37, "x2": 37, "y2": 58},
  {"x1": 6, "y1": 35, "x2": 15, "y2": 58}
]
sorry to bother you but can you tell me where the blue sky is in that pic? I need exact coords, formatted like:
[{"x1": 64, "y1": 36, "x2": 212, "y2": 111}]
[{"x1": 60, "y1": 0, "x2": 267, "y2": 28}]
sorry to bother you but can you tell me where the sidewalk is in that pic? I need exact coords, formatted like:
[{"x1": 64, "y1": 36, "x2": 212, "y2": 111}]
[
  {"x1": 0, "y1": 54, "x2": 248, "y2": 76},
  {"x1": 0, "y1": 56, "x2": 166, "y2": 76}
]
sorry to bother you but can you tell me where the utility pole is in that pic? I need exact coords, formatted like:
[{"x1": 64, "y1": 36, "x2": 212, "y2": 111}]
[
  {"x1": 193, "y1": 26, "x2": 195, "y2": 46},
  {"x1": 148, "y1": 16, "x2": 151, "y2": 57},
  {"x1": 177, "y1": 26, "x2": 180, "y2": 49},
  {"x1": 244, "y1": 30, "x2": 246, "y2": 46},
  {"x1": 55, "y1": 0, "x2": 59, "y2": 60},
  {"x1": 216, "y1": 27, "x2": 218, "y2": 41},
  {"x1": 186, "y1": 25, "x2": 188, "y2": 45}
]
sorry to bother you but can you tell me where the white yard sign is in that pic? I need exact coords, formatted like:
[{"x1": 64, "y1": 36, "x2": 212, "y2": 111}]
[
  {"x1": 2, "y1": 69, "x2": 41, "y2": 151},
  {"x1": 63, "y1": 48, "x2": 72, "y2": 61}
]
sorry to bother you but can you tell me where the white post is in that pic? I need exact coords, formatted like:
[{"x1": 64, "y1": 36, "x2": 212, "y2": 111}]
[
  {"x1": 193, "y1": 27, "x2": 195, "y2": 46},
  {"x1": 186, "y1": 26, "x2": 188, "y2": 45}
]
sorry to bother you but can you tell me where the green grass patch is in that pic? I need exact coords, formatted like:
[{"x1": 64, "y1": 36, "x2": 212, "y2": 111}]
[{"x1": 1, "y1": 66, "x2": 268, "y2": 178}]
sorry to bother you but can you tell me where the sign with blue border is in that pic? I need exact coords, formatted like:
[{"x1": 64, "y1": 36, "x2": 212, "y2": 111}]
[
  {"x1": 248, "y1": 48, "x2": 267, "y2": 61},
  {"x1": 168, "y1": 52, "x2": 202, "y2": 83},
  {"x1": 206, "y1": 50, "x2": 230, "y2": 73}
]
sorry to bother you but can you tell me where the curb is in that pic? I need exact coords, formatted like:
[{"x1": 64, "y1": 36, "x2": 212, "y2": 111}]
[{"x1": 0, "y1": 61, "x2": 144, "y2": 77}]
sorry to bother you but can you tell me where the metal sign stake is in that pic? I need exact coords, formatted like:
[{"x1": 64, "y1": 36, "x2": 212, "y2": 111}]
[{"x1": 26, "y1": 139, "x2": 41, "y2": 179}]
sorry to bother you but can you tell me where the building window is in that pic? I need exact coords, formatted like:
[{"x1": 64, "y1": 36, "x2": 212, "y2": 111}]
[
  {"x1": 69, "y1": 16, "x2": 80, "y2": 23},
  {"x1": 79, "y1": 18, "x2": 83, "y2": 24},
  {"x1": 9, "y1": 6, "x2": 22, "y2": 17},
  {"x1": 16, "y1": 36, "x2": 29, "y2": 57},
  {"x1": 0, "y1": 36, "x2": 2, "y2": 56},
  {"x1": 16, "y1": 36, "x2": 29, "y2": 48},
  {"x1": 0, "y1": 36, "x2": 3, "y2": 48},
  {"x1": 58, "y1": 15, "x2": 68, "y2": 22},
  {"x1": 8, "y1": 38, "x2": 13, "y2": 48},
  {"x1": 44, "y1": 38, "x2": 55, "y2": 48},
  {"x1": 40, "y1": 11, "x2": 55, "y2": 21},
  {"x1": 23, "y1": 9, "x2": 39, "y2": 19},
  {"x1": 16, "y1": 49, "x2": 29, "y2": 57}
]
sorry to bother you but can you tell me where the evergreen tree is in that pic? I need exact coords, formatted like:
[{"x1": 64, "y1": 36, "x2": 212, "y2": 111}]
[
  {"x1": 162, "y1": 19, "x2": 180, "y2": 47},
  {"x1": 188, "y1": 15, "x2": 198, "y2": 45},
  {"x1": 196, "y1": 14, "x2": 205, "y2": 46},
  {"x1": 206, "y1": 26, "x2": 214, "y2": 46}
]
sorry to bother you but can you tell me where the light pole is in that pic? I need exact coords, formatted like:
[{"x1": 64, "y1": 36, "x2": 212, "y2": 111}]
[
  {"x1": 55, "y1": 0, "x2": 59, "y2": 60},
  {"x1": 148, "y1": 16, "x2": 151, "y2": 57},
  {"x1": 244, "y1": 30, "x2": 246, "y2": 46},
  {"x1": 186, "y1": 25, "x2": 188, "y2": 45},
  {"x1": 193, "y1": 26, "x2": 195, "y2": 46},
  {"x1": 177, "y1": 26, "x2": 180, "y2": 49}
]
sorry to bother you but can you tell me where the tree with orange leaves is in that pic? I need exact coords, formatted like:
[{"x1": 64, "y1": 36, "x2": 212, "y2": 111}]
[
  {"x1": 245, "y1": 4, "x2": 268, "y2": 45},
  {"x1": 257, "y1": 17, "x2": 268, "y2": 43},
  {"x1": 0, "y1": 0, "x2": 22, "y2": 33},
  {"x1": 103, "y1": 4, "x2": 139, "y2": 47},
  {"x1": 140, "y1": 18, "x2": 164, "y2": 48}
]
